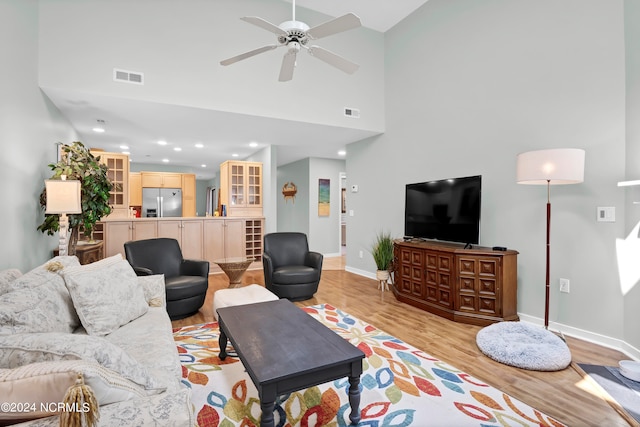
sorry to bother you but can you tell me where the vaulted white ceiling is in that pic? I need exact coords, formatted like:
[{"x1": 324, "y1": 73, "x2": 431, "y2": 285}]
[{"x1": 43, "y1": 1, "x2": 429, "y2": 180}]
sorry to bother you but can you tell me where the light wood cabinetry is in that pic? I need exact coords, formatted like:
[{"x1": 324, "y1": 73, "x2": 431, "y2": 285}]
[
  {"x1": 129, "y1": 172, "x2": 142, "y2": 206},
  {"x1": 157, "y1": 219, "x2": 203, "y2": 260},
  {"x1": 181, "y1": 174, "x2": 196, "y2": 217},
  {"x1": 141, "y1": 172, "x2": 182, "y2": 188},
  {"x1": 393, "y1": 240, "x2": 518, "y2": 326},
  {"x1": 98, "y1": 152, "x2": 130, "y2": 218},
  {"x1": 219, "y1": 161, "x2": 262, "y2": 217},
  {"x1": 104, "y1": 221, "x2": 158, "y2": 257},
  {"x1": 102, "y1": 218, "x2": 263, "y2": 269}
]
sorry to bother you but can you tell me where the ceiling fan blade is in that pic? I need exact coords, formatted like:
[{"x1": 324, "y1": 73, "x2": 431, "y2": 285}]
[
  {"x1": 307, "y1": 45, "x2": 359, "y2": 74},
  {"x1": 220, "y1": 44, "x2": 279, "y2": 66},
  {"x1": 306, "y1": 13, "x2": 361, "y2": 40},
  {"x1": 241, "y1": 16, "x2": 288, "y2": 37},
  {"x1": 279, "y1": 50, "x2": 297, "y2": 82}
]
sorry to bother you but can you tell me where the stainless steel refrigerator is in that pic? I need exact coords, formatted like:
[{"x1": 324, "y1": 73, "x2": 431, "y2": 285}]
[{"x1": 142, "y1": 188, "x2": 182, "y2": 217}]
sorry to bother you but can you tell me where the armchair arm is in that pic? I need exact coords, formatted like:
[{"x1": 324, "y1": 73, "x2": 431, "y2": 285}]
[
  {"x1": 133, "y1": 266, "x2": 154, "y2": 276},
  {"x1": 262, "y1": 252, "x2": 274, "y2": 289},
  {"x1": 305, "y1": 251, "x2": 323, "y2": 270},
  {"x1": 181, "y1": 259, "x2": 210, "y2": 277}
]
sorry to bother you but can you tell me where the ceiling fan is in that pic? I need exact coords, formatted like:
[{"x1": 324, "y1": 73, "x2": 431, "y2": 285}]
[{"x1": 220, "y1": 0, "x2": 362, "y2": 82}]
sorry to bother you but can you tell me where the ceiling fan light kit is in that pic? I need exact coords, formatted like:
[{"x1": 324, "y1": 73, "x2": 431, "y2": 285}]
[{"x1": 220, "y1": 0, "x2": 362, "y2": 81}]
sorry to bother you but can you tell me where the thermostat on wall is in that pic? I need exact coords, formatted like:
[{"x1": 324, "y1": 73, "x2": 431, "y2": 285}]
[{"x1": 351, "y1": 185, "x2": 359, "y2": 193}]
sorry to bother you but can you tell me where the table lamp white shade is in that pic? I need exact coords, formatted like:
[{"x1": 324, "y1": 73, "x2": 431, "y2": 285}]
[
  {"x1": 45, "y1": 179, "x2": 82, "y2": 214},
  {"x1": 45, "y1": 178, "x2": 81, "y2": 257},
  {"x1": 517, "y1": 148, "x2": 585, "y2": 185}
]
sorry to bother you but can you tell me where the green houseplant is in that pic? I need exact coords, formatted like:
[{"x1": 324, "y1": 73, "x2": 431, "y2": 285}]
[
  {"x1": 371, "y1": 231, "x2": 395, "y2": 289},
  {"x1": 38, "y1": 142, "x2": 113, "y2": 255}
]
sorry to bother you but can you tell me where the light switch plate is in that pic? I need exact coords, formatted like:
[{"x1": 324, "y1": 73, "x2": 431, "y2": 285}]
[{"x1": 597, "y1": 207, "x2": 615, "y2": 222}]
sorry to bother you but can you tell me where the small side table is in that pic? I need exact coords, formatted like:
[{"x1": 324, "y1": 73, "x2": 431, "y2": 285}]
[
  {"x1": 214, "y1": 257, "x2": 254, "y2": 288},
  {"x1": 54, "y1": 241, "x2": 104, "y2": 265}
]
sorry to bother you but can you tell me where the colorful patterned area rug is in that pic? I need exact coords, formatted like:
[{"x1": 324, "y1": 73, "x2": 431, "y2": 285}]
[{"x1": 173, "y1": 304, "x2": 566, "y2": 427}]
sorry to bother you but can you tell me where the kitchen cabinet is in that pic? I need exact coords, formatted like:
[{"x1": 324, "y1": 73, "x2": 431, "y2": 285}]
[
  {"x1": 204, "y1": 218, "x2": 264, "y2": 273},
  {"x1": 104, "y1": 221, "x2": 157, "y2": 258},
  {"x1": 219, "y1": 161, "x2": 262, "y2": 217},
  {"x1": 182, "y1": 174, "x2": 196, "y2": 217},
  {"x1": 157, "y1": 219, "x2": 203, "y2": 260},
  {"x1": 129, "y1": 172, "x2": 142, "y2": 206},
  {"x1": 141, "y1": 172, "x2": 182, "y2": 188},
  {"x1": 98, "y1": 152, "x2": 130, "y2": 218},
  {"x1": 102, "y1": 217, "x2": 263, "y2": 270}
]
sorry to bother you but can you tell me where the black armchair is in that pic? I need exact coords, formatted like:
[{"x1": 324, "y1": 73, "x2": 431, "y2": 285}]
[
  {"x1": 124, "y1": 238, "x2": 209, "y2": 320},
  {"x1": 263, "y1": 232, "x2": 323, "y2": 301}
]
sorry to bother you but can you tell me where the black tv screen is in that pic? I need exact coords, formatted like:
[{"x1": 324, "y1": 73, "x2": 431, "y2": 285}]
[{"x1": 404, "y1": 175, "x2": 482, "y2": 245}]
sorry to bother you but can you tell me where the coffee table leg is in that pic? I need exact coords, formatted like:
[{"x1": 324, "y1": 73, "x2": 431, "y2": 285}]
[
  {"x1": 218, "y1": 328, "x2": 228, "y2": 360},
  {"x1": 260, "y1": 399, "x2": 275, "y2": 427},
  {"x1": 348, "y1": 375, "x2": 361, "y2": 425}
]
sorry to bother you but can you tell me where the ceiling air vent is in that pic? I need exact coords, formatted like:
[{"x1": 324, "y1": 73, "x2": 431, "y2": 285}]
[
  {"x1": 344, "y1": 107, "x2": 360, "y2": 118},
  {"x1": 113, "y1": 68, "x2": 144, "y2": 85}
]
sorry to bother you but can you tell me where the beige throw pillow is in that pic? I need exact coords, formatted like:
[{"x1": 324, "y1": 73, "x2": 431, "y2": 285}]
[{"x1": 62, "y1": 255, "x2": 149, "y2": 336}]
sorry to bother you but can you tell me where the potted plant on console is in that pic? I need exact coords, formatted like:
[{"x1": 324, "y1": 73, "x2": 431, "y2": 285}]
[
  {"x1": 38, "y1": 141, "x2": 113, "y2": 255},
  {"x1": 372, "y1": 231, "x2": 394, "y2": 291}
]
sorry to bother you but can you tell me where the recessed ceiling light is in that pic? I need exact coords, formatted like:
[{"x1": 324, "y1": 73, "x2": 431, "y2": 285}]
[
  {"x1": 120, "y1": 145, "x2": 129, "y2": 150},
  {"x1": 338, "y1": 150, "x2": 346, "y2": 156},
  {"x1": 201, "y1": 164, "x2": 206, "y2": 168},
  {"x1": 158, "y1": 140, "x2": 167, "y2": 146},
  {"x1": 232, "y1": 153, "x2": 239, "y2": 157},
  {"x1": 162, "y1": 158, "x2": 169, "y2": 163},
  {"x1": 195, "y1": 143, "x2": 204, "y2": 148},
  {"x1": 174, "y1": 147, "x2": 182, "y2": 152},
  {"x1": 92, "y1": 119, "x2": 106, "y2": 133},
  {"x1": 249, "y1": 142, "x2": 258, "y2": 148}
]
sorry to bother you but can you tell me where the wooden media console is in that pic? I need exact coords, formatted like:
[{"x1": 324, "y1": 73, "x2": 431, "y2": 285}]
[{"x1": 393, "y1": 239, "x2": 519, "y2": 326}]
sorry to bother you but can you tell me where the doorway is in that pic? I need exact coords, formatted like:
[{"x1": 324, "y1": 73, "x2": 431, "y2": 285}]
[{"x1": 340, "y1": 172, "x2": 347, "y2": 255}]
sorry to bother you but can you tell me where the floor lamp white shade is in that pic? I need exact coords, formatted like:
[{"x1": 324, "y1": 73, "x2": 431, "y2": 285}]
[
  {"x1": 45, "y1": 177, "x2": 82, "y2": 257},
  {"x1": 516, "y1": 148, "x2": 585, "y2": 329},
  {"x1": 517, "y1": 148, "x2": 585, "y2": 185}
]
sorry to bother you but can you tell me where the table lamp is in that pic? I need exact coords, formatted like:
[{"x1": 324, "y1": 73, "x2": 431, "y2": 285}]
[
  {"x1": 45, "y1": 176, "x2": 82, "y2": 257},
  {"x1": 516, "y1": 148, "x2": 585, "y2": 329}
]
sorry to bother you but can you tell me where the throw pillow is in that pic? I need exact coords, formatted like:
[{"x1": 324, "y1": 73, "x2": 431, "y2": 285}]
[
  {"x1": 0, "y1": 332, "x2": 165, "y2": 392},
  {"x1": 0, "y1": 359, "x2": 147, "y2": 425},
  {"x1": 0, "y1": 269, "x2": 22, "y2": 295},
  {"x1": 62, "y1": 255, "x2": 149, "y2": 336},
  {"x1": 0, "y1": 257, "x2": 82, "y2": 336},
  {"x1": 137, "y1": 274, "x2": 166, "y2": 307}
]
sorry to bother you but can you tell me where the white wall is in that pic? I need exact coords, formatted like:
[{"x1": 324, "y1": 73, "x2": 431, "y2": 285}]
[
  {"x1": 0, "y1": 0, "x2": 78, "y2": 271},
  {"x1": 277, "y1": 159, "x2": 310, "y2": 234},
  {"x1": 308, "y1": 158, "x2": 345, "y2": 255},
  {"x1": 347, "y1": 0, "x2": 631, "y2": 348},
  {"x1": 37, "y1": 0, "x2": 384, "y2": 134}
]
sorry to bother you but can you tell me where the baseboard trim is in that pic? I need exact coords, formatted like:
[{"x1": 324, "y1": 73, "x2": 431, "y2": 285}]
[{"x1": 345, "y1": 265, "x2": 640, "y2": 362}]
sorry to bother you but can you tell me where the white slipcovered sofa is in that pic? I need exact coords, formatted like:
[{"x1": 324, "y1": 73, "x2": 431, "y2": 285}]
[{"x1": 0, "y1": 254, "x2": 194, "y2": 426}]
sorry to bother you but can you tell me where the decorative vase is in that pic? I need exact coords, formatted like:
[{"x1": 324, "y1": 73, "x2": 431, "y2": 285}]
[{"x1": 376, "y1": 269, "x2": 390, "y2": 291}]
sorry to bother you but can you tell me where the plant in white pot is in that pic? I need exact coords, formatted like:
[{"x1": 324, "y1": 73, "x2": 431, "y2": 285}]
[{"x1": 371, "y1": 231, "x2": 394, "y2": 291}]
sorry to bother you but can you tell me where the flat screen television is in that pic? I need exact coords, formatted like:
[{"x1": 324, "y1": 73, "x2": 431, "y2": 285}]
[{"x1": 404, "y1": 175, "x2": 481, "y2": 245}]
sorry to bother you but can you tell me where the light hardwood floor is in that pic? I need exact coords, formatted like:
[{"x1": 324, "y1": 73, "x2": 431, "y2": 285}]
[{"x1": 172, "y1": 256, "x2": 633, "y2": 427}]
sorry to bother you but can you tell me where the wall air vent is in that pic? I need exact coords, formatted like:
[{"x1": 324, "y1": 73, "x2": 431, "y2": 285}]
[
  {"x1": 113, "y1": 68, "x2": 144, "y2": 85},
  {"x1": 344, "y1": 107, "x2": 360, "y2": 118}
]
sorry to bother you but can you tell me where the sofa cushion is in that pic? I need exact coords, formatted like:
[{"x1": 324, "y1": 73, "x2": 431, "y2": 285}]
[
  {"x1": 0, "y1": 332, "x2": 165, "y2": 393},
  {"x1": 0, "y1": 257, "x2": 81, "y2": 335},
  {"x1": 62, "y1": 255, "x2": 149, "y2": 336},
  {"x1": 137, "y1": 274, "x2": 166, "y2": 307},
  {"x1": 0, "y1": 359, "x2": 149, "y2": 425},
  {"x1": 0, "y1": 268, "x2": 22, "y2": 295}
]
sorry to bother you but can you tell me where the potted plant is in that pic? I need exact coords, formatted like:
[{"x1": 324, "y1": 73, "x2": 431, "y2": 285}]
[
  {"x1": 38, "y1": 142, "x2": 113, "y2": 255},
  {"x1": 371, "y1": 231, "x2": 395, "y2": 287}
]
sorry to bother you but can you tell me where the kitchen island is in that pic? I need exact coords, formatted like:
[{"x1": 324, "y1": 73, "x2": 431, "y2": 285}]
[{"x1": 98, "y1": 216, "x2": 264, "y2": 273}]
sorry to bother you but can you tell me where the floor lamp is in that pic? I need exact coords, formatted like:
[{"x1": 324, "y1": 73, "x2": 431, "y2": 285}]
[
  {"x1": 516, "y1": 148, "x2": 585, "y2": 329},
  {"x1": 45, "y1": 176, "x2": 82, "y2": 257}
]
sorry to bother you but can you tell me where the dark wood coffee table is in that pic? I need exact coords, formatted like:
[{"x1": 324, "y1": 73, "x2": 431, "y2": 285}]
[{"x1": 217, "y1": 299, "x2": 365, "y2": 427}]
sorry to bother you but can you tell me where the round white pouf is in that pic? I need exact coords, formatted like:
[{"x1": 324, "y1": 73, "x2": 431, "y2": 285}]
[
  {"x1": 476, "y1": 321, "x2": 571, "y2": 371},
  {"x1": 213, "y1": 284, "x2": 279, "y2": 320}
]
